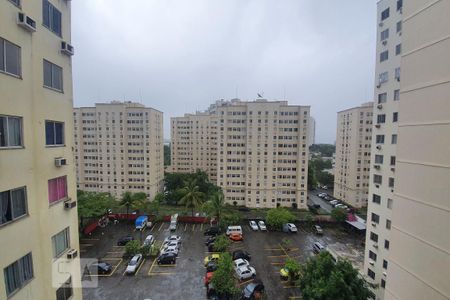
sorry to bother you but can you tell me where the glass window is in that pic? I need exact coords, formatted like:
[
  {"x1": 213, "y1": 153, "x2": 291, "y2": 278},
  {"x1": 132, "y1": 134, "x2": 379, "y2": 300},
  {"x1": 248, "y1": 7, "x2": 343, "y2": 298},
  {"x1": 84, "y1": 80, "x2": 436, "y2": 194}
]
[
  {"x1": 378, "y1": 93, "x2": 387, "y2": 103},
  {"x1": 379, "y1": 72, "x2": 388, "y2": 84},
  {"x1": 391, "y1": 134, "x2": 397, "y2": 144},
  {"x1": 371, "y1": 213, "x2": 380, "y2": 224},
  {"x1": 0, "y1": 187, "x2": 27, "y2": 225},
  {"x1": 381, "y1": 8, "x2": 390, "y2": 21},
  {"x1": 390, "y1": 156, "x2": 396, "y2": 166},
  {"x1": 387, "y1": 198, "x2": 393, "y2": 209},
  {"x1": 395, "y1": 67, "x2": 401, "y2": 81},
  {"x1": 48, "y1": 176, "x2": 67, "y2": 203},
  {"x1": 393, "y1": 112, "x2": 398, "y2": 122},
  {"x1": 43, "y1": 60, "x2": 63, "y2": 91},
  {"x1": 45, "y1": 121, "x2": 64, "y2": 146},
  {"x1": 377, "y1": 114, "x2": 386, "y2": 124},
  {"x1": 396, "y1": 44, "x2": 402, "y2": 55},
  {"x1": 394, "y1": 89, "x2": 400, "y2": 101},
  {"x1": 370, "y1": 232, "x2": 379, "y2": 243},
  {"x1": 374, "y1": 174, "x2": 382, "y2": 184},
  {"x1": 380, "y1": 50, "x2": 389, "y2": 62},
  {"x1": 384, "y1": 239, "x2": 390, "y2": 249},
  {"x1": 52, "y1": 227, "x2": 70, "y2": 257},
  {"x1": 369, "y1": 250, "x2": 377, "y2": 261},
  {"x1": 373, "y1": 194, "x2": 381, "y2": 204},
  {"x1": 8, "y1": 0, "x2": 21, "y2": 6},
  {"x1": 386, "y1": 219, "x2": 391, "y2": 230},
  {"x1": 375, "y1": 155, "x2": 384, "y2": 164},
  {"x1": 0, "y1": 115, "x2": 23, "y2": 148},
  {"x1": 376, "y1": 135, "x2": 385, "y2": 144},
  {"x1": 389, "y1": 177, "x2": 395, "y2": 188},
  {"x1": 383, "y1": 260, "x2": 388, "y2": 269},
  {"x1": 397, "y1": 21, "x2": 402, "y2": 33},
  {"x1": 381, "y1": 279, "x2": 386, "y2": 288},
  {"x1": 0, "y1": 38, "x2": 21, "y2": 77},
  {"x1": 3, "y1": 253, "x2": 34, "y2": 297},
  {"x1": 56, "y1": 277, "x2": 73, "y2": 300},
  {"x1": 397, "y1": 0, "x2": 403, "y2": 10},
  {"x1": 380, "y1": 29, "x2": 389, "y2": 41},
  {"x1": 367, "y1": 268, "x2": 375, "y2": 280},
  {"x1": 43, "y1": 0, "x2": 62, "y2": 36}
]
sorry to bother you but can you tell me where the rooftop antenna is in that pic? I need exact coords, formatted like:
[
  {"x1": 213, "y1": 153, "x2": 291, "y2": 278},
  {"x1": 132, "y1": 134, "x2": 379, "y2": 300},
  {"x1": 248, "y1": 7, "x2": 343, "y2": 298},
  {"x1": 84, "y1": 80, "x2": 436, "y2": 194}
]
[{"x1": 257, "y1": 92, "x2": 264, "y2": 98}]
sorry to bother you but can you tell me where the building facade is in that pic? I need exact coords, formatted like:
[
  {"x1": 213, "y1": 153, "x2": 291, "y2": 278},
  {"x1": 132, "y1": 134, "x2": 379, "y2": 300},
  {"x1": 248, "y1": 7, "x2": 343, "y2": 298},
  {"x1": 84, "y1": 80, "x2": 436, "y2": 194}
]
[
  {"x1": 0, "y1": 0, "x2": 81, "y2": 299},
  {"x1": 364, "y1": 0, "x2": 403, "y2": 298},
  {"x1": 308, "y1": 116, "x2": 315, "y2": 146},
  {"x1": 74, "y1": 101, "x2": 164, "y2": 200},
  {"x1": 171, "y1": 99, "x2": 310, "y2": 209},
  {"x1": 171, "y1": 112, "x2": 218, "y2": 182},
  {"x1": 334, "y1": 102, "x2": 373, "y2": 208},
  {"x1": 384, "y1": 0, "x2": 450, "y2": 299}
]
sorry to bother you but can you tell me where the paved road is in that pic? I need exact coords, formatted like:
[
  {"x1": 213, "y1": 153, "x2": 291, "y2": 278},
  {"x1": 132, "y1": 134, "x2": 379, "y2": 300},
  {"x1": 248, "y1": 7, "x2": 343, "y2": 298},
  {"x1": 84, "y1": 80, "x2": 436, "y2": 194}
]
[{"x1": 308, "y1": 189, "x2": 334, "y2": 212}]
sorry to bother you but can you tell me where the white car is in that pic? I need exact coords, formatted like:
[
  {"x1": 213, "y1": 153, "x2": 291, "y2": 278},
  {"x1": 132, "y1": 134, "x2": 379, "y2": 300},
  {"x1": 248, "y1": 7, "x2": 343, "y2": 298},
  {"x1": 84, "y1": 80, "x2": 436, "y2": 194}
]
[
  {"x1": 329, "y1": 200, "x2": 339, "y2": 205},
  {"x1": 161, "y1": 245, "x2": 179, "y2": 256},
  {"x1": 125, "y1": 254, "x2": 143, "y2": 274},
  {"x1": 235, "y1": 265, "x2": 256, "y2": 281},
  {"x1": 318, "y1": 193, "x2": 326, "y2": 198},
  {"x1": 163, "y1": 235, "x2": 181, "y2": 245},
  {"x1": 249, "y1": 221, "x2": 258, "y2": 231},
  {"x1": 286, "y1": 223, "x2": 298, "y2": 233},
  {"x1": 258, "y1": 220, "x2": 267, "y2": 231},
  {"x1": 163, "y1": 241, "x2": 179, "y2": 249},
  {"x1": 143, "y1": 235, "x2": 154, "y2": 246},
  {"x1": 233, "y1": 258, "x2": 249, "y2": 270}
]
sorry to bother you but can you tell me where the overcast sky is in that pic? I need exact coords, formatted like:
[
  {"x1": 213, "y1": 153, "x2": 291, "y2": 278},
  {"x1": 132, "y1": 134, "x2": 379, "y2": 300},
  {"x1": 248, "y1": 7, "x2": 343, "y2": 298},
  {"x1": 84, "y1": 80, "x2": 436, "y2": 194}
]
[{"x1": 72, "y1": 0, "x2": 376, "y2": 143}]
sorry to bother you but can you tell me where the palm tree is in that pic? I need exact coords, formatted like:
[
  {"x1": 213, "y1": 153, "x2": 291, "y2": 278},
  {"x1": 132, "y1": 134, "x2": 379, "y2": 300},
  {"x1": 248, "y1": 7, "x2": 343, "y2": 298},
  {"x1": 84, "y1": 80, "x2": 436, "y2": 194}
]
[
  {"x1": 120, "y1": 192, "x2": 136, "y2": 215},
  {"x1": 209, "y1": 191, "x2": 225, "y2": 224},
  {"x1": 179, "y1": 179, "x2": 204, "y2": 216}
]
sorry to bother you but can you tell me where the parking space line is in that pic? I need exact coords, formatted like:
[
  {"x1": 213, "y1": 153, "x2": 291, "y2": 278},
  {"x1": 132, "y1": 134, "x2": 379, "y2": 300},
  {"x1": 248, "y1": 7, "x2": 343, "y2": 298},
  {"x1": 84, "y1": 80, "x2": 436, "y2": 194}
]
[
  {"x1": 158, "y1": 223, "x2": 164, "y2": 231},
  {"x1": 200, "y1": 223, "x2": 204, "y2": 231},
  {"x1": 147, "y1": 258, "x2": 157, "y2": 275},
  {"x1": 192, "y1": 224, "x2": 196, "y2": 232},
  {"x1": 149, "y1": 272, "x2": 175, "y2": 275},
  {"x1": 267, "y1": 255, "x2": 288, "y2": 258},
  {"x1": 155, "y1": 264, "x2": 177, "y2": 267},
  {"x1": 135, "y1": 259, "x2": 146, "y2": 276},
  {"x1": 184, "y1": 224, "x2": 188, "y2": 231}
]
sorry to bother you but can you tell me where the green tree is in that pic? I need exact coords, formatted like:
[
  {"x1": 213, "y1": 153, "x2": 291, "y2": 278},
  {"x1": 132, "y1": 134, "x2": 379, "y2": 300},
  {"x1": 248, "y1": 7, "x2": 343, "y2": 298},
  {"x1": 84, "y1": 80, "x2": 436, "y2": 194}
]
[
  {"x1": 164, "y1": 144, "x2": 171, "y2": 166},
  {"x1": 309, "y1": 144, "x2": 336, "y2": 157},
  {"x1": 211, "y1": 253, "x2": 238, "y2": 297},
  {"x1": 77, "y1": 190, "x2": 117, "y2": 220},
  {"x1": 203, "y1": 191, "x2": 225, "y2": 224},
  {"x1": 331, "y1": 208, "x2": 347, "y2": 223},
  {"x1": 179, "y1": 179, "x2": 204, "y2": 216},
  {"x1": 265, "y1": 207, "x2": 295, "y2": 230},
  {"x1": 284, "y1": 258, "x2": 301, "y2": 282},
  {"x1": 219, "y1": 211, "x2": 242, "y2": 229},
  {"x1": 120, "y1": 192, "x2": 135, "y2": 215},
  {"x1": 212, "y1": 234, "x2": 231, "y2": 252},
  {"x1": 300, "y1": 252, "x2": 374, "y2": 300},
  {"x1": 316, "y1": 171, "x2": 334, "y2": 187},
  {"x1": 308, "y1": 164, "x2": 317, "y2": 189},
  {"x1": 125, "y1": 240, "x2": 141, "y2": 256},
  {"x1": 120, "y1": 192, "x2": 147, "y2": 215}
]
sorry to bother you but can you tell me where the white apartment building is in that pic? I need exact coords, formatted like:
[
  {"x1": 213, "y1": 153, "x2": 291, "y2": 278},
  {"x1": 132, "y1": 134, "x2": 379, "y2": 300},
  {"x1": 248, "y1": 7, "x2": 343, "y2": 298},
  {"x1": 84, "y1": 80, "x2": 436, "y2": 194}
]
[
  {"x1": 364, "y1": 0, "x2": 403, "y2": 298},
  {"x1": 171, "y1": 112, "x2": 218, "y2": 182},
  {"x1": 308, "y1": 116, "x2": 316, "y2": 146},
  {"x1": 334, "y1": 102, "x2": 373, "y2": 208},
  {"x1": 171, "y1": 99, "x2": 310, "y2": 209},
  {"x1": 0, "y1": 0, "x2": 81, "y2": 299},
  {"x1": 74, "y1": 101, "x2": 164, "y2": 200},
  {"x1": 384, "y1": 0, "x2": 450, "y2": 299}
]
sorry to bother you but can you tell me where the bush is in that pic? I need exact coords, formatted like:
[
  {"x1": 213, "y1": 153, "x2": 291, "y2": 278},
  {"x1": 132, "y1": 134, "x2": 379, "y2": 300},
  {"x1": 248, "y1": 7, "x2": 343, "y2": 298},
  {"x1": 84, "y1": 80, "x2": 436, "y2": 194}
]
[
  {"x1": 219, "y1": 211, "x2": 241, "y2": 229},
  {"x1": 140, "y1": 244, "x2": 151, "y2": 257},
  {"x1": 331, "y1": 208, "x2": 347, "y2": 223},
  {"x1": 149, "y1": 241, "x2": 162, "y2": 257},
  {"x1": 266, "y1": 207, "x2": 295, "y2": 230},
  {"x1": 284, "y1": 258, "x2": 301, "y2": 282},
  {"x1": 213, "y1": 234, "x2": 231, "y2": 252},
  {"x1": 211, "y1": 253, "x2": 239, "y2": 296},
  {"x1": 125, "y1": 240, "x2": 141, "y2": 256}
]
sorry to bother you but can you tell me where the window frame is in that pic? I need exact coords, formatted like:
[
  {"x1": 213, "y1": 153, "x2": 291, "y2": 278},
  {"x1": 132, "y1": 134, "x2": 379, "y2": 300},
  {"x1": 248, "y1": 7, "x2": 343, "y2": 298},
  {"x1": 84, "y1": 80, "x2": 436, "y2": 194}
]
[
  {"x1": 42, "y1": 0, "x2": 62, "y2": 37},
  {"x1": 56, "y1": 276, "x2": 73, "y2": 300},
  {"x1": 0, "y1": 115, "x2": 23, "y2": 149},
  {"x1": 0, "y1": 37, "x2": 22, "y2": 78},
  {"x1": 0, "y1": 186, "x2": 28, "y2": 227},
  {"x1": 3, "y1": 253, "x2": 34, "y2": 297},
  {"x1": 48, "y1": 176, "x2": 68, "y2": 204},
  {"x1": 45, "y1": 120, "x2": 65, "y2": 147},
  {"x1": 43, "y1": 59, "x2": 63, "y2": 92},
  {"x1": 52, "y1": 227, "x2": 70, "y2": 258},
  {"x1": 8, "y1": 0, "x2": 21, "y2": 7}
]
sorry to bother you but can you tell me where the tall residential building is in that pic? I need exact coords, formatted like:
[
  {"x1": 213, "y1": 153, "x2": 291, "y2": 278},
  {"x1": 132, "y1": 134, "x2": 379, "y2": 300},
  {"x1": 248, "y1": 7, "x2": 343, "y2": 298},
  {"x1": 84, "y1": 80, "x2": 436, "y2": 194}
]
[
  {"x1": 171, "y1": 112, "x2": 218, "y2": 182},
  {"x1": 364, "y1": 0, "x2": 402, "y2": 298},
  {"x1": 74, "y1": 101, "x2": 164, "y2": 200},
  {"x1": 384, "y1": 0, "x2": 450, "y2": 299},
  {"x1": 0, "y1": 0, "x2": 81, "y2": 299},
  {"x1": 171, "y1": 99, "x2": 310, "y2": 209},
  {"x1": 308, "y1": 116, "x2": 315, "y2": 146},
  {"x1": 334, "y1": 102, "x2": 373, "y2": 208}
]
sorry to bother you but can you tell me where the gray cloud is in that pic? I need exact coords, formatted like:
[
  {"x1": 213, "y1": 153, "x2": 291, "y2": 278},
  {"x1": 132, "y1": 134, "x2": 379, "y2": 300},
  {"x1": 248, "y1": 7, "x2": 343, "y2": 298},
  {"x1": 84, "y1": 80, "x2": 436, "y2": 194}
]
[{"x1": 72, "y1": 0, "x2": 376, "y2": 143}]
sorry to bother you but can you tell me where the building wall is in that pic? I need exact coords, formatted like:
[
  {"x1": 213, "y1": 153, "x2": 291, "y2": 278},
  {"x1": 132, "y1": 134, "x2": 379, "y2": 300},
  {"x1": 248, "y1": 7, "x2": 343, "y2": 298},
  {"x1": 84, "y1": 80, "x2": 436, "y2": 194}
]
[
  {"x1": 385, "y1": 0, "x2": 450, "y2": 299},
  {"x1": 334, "y1": 102, "x2": 373, "y2": 208},
  {"x1": 74, "y1": 101, "x2": 164, "y2": 200},
  {"x1": 0, "y1": 0, "x2": 81, "y2": 299},
  {"x1": 308, "y1": 116, "x2": 316, "y2": 146}
]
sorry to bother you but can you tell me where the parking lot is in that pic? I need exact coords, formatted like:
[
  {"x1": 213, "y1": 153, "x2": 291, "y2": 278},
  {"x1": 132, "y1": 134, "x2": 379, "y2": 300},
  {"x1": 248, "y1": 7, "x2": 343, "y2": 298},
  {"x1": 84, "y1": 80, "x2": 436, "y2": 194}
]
[{"x1": 80, "y1": 220, "x2": 364, "y2": 300}]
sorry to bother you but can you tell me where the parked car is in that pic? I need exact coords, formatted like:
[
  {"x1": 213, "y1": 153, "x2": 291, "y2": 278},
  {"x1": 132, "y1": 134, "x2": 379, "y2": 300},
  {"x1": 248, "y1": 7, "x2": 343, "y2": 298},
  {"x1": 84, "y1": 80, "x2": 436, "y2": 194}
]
[
  {"x1": 143, "y1": 234, "x2": 155, "y2": 246},
  {"x1": 283, "y1": 223, "x2": 298, "y2": 233},
  {"x1": 249, "y1": 221, "x2": 258, "y2": 231},
  {"x1": 117, "y1": 235, "x2": 134, "y2": 246},
  {"x1": 313, "y1": 242, "x2": 325, "y2": 254},
  {"x1": 206, "y1": 261, "x2": 218, "y2": 272},
  {"x1": 164, "y1": 235, "x2": 181, "y2": 245},
  {"x1": 232, "y1": 250, "x2": 251, "y2": 261},
  {"x1": 205, "y1": 236, "x2": 216, "y2": 246},
  {"x1": 226, "y1": 225, "x2": 242, "y2": 236},
  {"x1": 204, "y1": 227, "x2": 221, "y2": 236},
  {"x1": 258, "y1": 220, "x2": 267, "y2": 231},
  {"x1": 318, "y1": 193, "x2": 326, "y2": 198},
  {"x1": 324, "y1": 196, "x2": 332, "y2": 201},
  {"x1": 163, "y1": 241, "x2": 179, "y2": 249},
  {"x1": 313, "y1": 204, "x2": 321, "y2": 209},
  {"x1": 236, "y1": 265, "x2": 256, "y2": 281},
  {"x1": 90, "y1": 262, "x2": 112, "y2": 274},
  {"x1": 333, "y1": 203, "x2": 342, "y2": 208},
  {"x1": 242, "y1": 281, "x2": 265, "y2": 300},
  {"x1": 204, "y1": 271, "x2": 214, "y2": 286},
  {"x1": 125, "y1": 254, "x2": 143, "y2": 274},
  {"x1": 157, "y1": 252, "x2": 177, "y2": 265},
  {"x1": 207, "y1": 243, "x2": 216, "y2": 252},
  {"x1": 329, "y1": 200, "x2": 339, "y2": 205},
  {"x1": 322, "y1": 185, "x2": 328, "y2": 190},
  {"x1": 161, "y1": 245, "x2": 179, "y2": 256},
  {"x1": 204, "y1": 254, "x2": 221, "y2": 266},
  {"x1": 229, "y1": 233, "x2": 243, "y2": 241},
  {"x1": 313, "y1": 225, "x2": 323, "y2": 235},
  {"x1": 233, "y1": 258, "x2": 249, "y2": 270}
]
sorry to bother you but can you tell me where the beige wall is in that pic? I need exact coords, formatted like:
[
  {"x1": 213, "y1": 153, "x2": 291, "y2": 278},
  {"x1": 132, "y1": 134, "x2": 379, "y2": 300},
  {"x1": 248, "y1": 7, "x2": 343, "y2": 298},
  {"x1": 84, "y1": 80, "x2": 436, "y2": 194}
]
[
  {"x1": 384, "y1": 0, "x2": 450, "y2": 299},
  {"x1": 74, "y1": 101, "x2": 164, "y2": 200},
  {"x1": 0, "y1": 0, "x2": 81, "y2": 299},
  {"x1": 334, "y1": 102, "x2": 373, "y2": 208}
]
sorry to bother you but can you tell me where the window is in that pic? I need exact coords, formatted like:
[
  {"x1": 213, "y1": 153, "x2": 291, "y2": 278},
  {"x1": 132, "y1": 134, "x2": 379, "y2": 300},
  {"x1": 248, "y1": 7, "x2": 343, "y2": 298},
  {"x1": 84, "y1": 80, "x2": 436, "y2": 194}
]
[
  {"x1": 389, "y1": 177, "x2": 395, "y2": 188},
  {"x1": 56, "y1": 276, "x2": 72, "y2": 300},
  {"x1": 376, "y1": 135, "x2": 385, "y2": 144},
  {"x1": 396, "y1": 44, "x2": 402, "y2": 55},
  {"x1": 0, "y1": 187, "x2": 27, "y2": 226},
  {"x1": 381, "y1": 279, "x2": 386, "y2": 288},
  {"x1": 386, "y1": 219, "x2": 391, "y2": 230},
  {"x1": 393, "y1": 112, "x2": 398, "y2": 122},
  {"x1": 397, "y1": 21, "x2": 402, "y2": 33},
  {"x1": 43, "y1": 0, "x2": 62, "y2": 36},
  {"x1": 390, "y1": 156, "x2": 396, "y2": 166},
  {"x1": 45, "y1": 121, "x2": 64, "y2": 146},
  {"x1": 370, "y1": 232, "x2": 379, "y2": 243},
  {"x1": 371, "y1": 213, "x2": 380, "y2": 224},
  {"x1": 383, "y1": 260, "x2": 388, "y2": 269},
  {"x1": 380, "y1": 51, "x2": 389, "y2": 62},
  {"x1": 395, "y1": 67, "x2": 401, "y2": 81},
  {"x1": 381, "y1": 8, "x2": 390, "y2": 21},
  {"x1": 367, "y1": 268, "x2": 375, "y2": 279},
  {"x1": 373, "y1": 194, "x2": 381, "y2": 204},
  {"x1": 374, "y1": 175, "x2": 382, "y2": 185},
  {"x1": 391, "y1": 134, "x2": 397, "y2": 144},
  {"x1": 3, "y1": 253, "x2": 34, "y2": 297},
  {"x1": 43, "y1": 59, "x2": 63, "y2": 91},
  {"x1": 48, "y1": 176, "x2": 67, "y2": 203},
  {"x1": 369, "y1": 250, "x2": 377, "y2": 261},
  {"x1": 397, "y1": 0, "x2": 403, "y2": 10},
  {"x1": 394, "y1": 89, "x2": 400, "y2": 101},
  {"x1": 0, "y1": 37, "x2": 21, "y2": 77},
  {"x1": 8, "y1": 0, "x2": 21, "y2": 7},
  {"x1": 379, "y1": 71, "x2": 388, "y2": 84},
  {"x1": 380, "y1": 29, "x2": 389, "y2": 41},
  {"x1": 0, "y1": 115, "x2": 22, "y2": 148},
  {"x1": 387, "y1": 198, "x2": 393, "y2": 209},
  {"x1": 375, "y1": 155, "x2": 384, "y2": 164},
  {"x1": 52, "y1": 227, "x2": 70, "y2": 257},
  {"x1": 384, "y1": 239, "x2": 390, "y2": 249},
  {"x1": 377, "y1": 114, "x2": 386, "y2": 124},
  {"x1": 378, "y1": 93, "x2": 387, "y2": 104}
]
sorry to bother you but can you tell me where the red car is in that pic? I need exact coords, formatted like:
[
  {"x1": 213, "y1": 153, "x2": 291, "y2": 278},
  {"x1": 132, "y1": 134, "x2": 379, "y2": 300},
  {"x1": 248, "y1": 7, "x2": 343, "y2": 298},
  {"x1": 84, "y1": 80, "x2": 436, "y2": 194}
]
[
  {"x1": 229, "y1": 233, "x2": 243, "y2": 241},
  {"x1": 204, "y1": 272, "x2": 214, "y2": 286}
]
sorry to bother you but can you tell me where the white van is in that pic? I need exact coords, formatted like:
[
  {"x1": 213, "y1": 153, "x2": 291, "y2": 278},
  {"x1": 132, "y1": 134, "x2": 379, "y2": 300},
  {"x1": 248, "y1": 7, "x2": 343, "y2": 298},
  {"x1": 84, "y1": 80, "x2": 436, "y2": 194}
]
[{"x1": 226, "y1": 225, "x2": 242, "y2": 236}]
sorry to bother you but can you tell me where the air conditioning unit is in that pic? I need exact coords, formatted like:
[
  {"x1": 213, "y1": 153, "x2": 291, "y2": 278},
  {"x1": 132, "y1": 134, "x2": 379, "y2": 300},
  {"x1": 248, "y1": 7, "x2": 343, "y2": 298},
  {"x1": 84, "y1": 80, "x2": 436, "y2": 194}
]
[
  {"x1": 396, "y1": 77, "x2": 400, "y2": 82},
  {"x1": 66, "y1": 249, "x2": 78, "y2": 260},
  {"x1": 64, "y1": 199, "x2": 77, "y2": 209},
  {"x1": 55, "y1": 157, "x2": 67, "y2": 167},
  {"x1": 391, "y1": 167, "x2": 395, "y2": 172},
  {"x1": 376, "y1": 83, "x2": 381, "y2": 88},
  {"x1": 375, "y1": 124, "x2": 381, "y2": 128},
  {"x1": 383, "y1": 271, "x2": 387, "y2": 277},
  {"x1": 374, "y1": 165, "x2": 380, "y2": 169},
  {"x1": 371, "y1": 222, "x2": 377, "y2": 227},
  {"x1": 61, "y1": 41, "x2": 74, "y2": 56},
  {"x1": 376, "y1": 145, "x2": 382, "y2": 150},
  {"x1": 369, "y1": 260, "x2": 375, "y2": 266},
  {"x1": 375, "y1": 184, "x2": 380, "y2": 188},
  {"x1": 377, "y1": 104, "x2": 383, "y2": 109},
  {"x1": 373, "y1": 243, "x2": 379, "y2": 248},
  {"x1": 382, "y1": 40, "x2": 387, "y2": 46},
  {"x1": 17, "y1": 12, "x2": 36, "y2": 32},
  {"x1": 379, "y1": 22, "x2": 384, "y2": 27}
]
